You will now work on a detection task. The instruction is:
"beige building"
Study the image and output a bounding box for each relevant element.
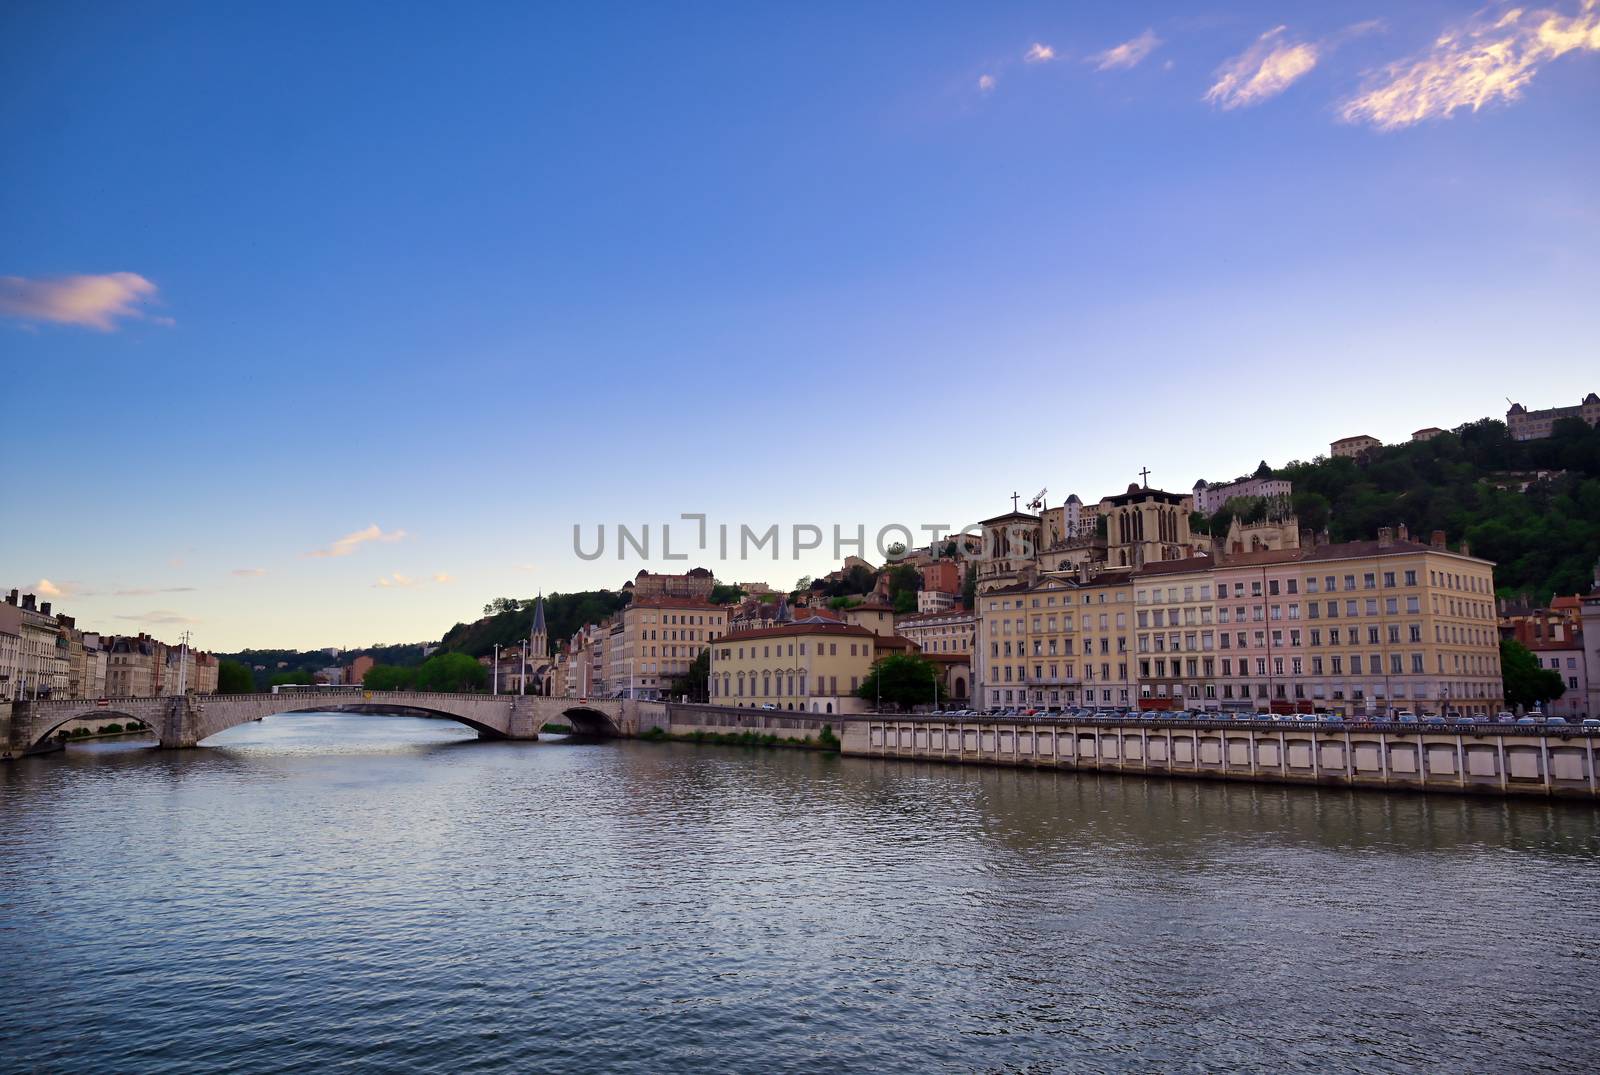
[709,622,878,714]
[895,606,974,658]
[625,567,717,601]
[1,592,70,699]
[976,569,1136,712]
[1207,527,1502,717]
[1134,556,1219,710]
[609,597,726,699]
[105,635,158,697]
[0,602,21,702]
[1412,427,1445,442]
[1331,434,1382,458]
[1506,393,1600,441]
[841,599,896,638]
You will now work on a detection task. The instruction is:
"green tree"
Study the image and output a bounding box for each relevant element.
[363,664,415,691]
[709,583,746,604]
[270,669,314,687]
[1254,459,1273,479]
[857,653,942,711]
[1500,639,1566,711]
[413,652,488,693]
[668,649,710,702]
[217,660,254,694]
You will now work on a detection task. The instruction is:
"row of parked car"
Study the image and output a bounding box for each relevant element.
[920,707,1599,728]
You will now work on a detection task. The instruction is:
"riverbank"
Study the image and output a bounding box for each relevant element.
[839,714,1600,799]
[640,725,839,751]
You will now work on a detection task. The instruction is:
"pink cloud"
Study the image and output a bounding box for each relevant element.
[0,272,163,331]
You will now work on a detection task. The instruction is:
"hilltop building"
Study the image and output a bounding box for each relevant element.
[1506,393,1600,441]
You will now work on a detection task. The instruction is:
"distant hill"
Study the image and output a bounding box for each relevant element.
[1262,416,1600,600]
[437,590,631,658]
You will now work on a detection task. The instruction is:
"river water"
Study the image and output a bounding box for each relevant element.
[2,712,1597,1073]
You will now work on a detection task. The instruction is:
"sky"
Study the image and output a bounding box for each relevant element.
[2,1,1598,651]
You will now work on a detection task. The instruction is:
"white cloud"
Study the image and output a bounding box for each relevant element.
[304,524,408,559]
[1091,29,1162,70]
[231,568,267,577]
[374,571,454,589]
[1025,42,1056,63]
[1340,1,1600,130]
[36,578,64,597]
[977,73,996,92]
[116,610,201,625]
[112,586,197,597]
[0,272,163,330]
[1205,26,1320,109]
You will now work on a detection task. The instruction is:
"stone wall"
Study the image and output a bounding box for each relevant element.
[840,716,1600,799]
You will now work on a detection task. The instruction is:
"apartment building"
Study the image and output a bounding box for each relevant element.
[709,622,878,714]
[975,569,1136,712]
[895,606,974,657]
[608,597,726,699]
[1134,556,1218,710]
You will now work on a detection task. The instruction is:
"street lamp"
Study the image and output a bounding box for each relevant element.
[493,643,501,695]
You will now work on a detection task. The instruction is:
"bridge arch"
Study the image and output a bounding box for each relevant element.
[198,702,513,744]
[553,706,621,736]
[33,708,154,746]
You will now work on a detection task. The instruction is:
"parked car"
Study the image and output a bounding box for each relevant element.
[1496,712,1516,723]
[1516,716,1538,725]
[1422,715,1446,725]
[1398,713,1420,725]
[1582,719,1600,728]
[1546,716,1569,726]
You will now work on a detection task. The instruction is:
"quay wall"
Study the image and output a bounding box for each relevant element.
[838,716,1600,799]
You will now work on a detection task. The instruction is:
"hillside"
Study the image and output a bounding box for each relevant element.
[1260,416,1600,600]
[437,590,631,658]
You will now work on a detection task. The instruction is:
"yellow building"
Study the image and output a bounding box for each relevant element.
[610,597,727,700]
[709,622,878,715]
[975,569,1135,712]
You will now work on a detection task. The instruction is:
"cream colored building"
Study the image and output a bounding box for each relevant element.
[1206,527,1502,717]
[609,597,726,699]
[1331,434,1382,458]
[976,569,1136,712]
[709,622,878,715]
[1506,393,1600,441]
[841,600,896,638]
[895,606,974,658]
[1134,556,1219,710]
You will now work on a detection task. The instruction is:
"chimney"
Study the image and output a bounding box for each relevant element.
[1460,540,1470,557]
[1397,523,1409,543]
[1299,528,1314,550]
[40,601,51,616]
[22,593,36,611]
[1431,530,1446,549]
[1378,527,1394,549]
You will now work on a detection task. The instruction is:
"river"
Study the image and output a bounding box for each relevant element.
[2,712,1597,1073]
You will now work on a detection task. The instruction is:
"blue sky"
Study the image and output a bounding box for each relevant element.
[3,1,1597,650]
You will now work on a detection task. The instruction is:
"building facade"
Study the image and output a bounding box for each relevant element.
[608,597,726,699]
[896,607,973,657]
[1506,393,1600,441]
[709,622,878,714]
[1331,434,1382,458]
[1191,475,1293,516]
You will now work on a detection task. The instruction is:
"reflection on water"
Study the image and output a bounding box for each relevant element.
[1,711,1597,1073]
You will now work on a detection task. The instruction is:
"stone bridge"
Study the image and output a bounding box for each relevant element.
[1,691,666,758]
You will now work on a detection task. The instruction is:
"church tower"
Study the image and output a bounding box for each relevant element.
[529,594,548,664]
